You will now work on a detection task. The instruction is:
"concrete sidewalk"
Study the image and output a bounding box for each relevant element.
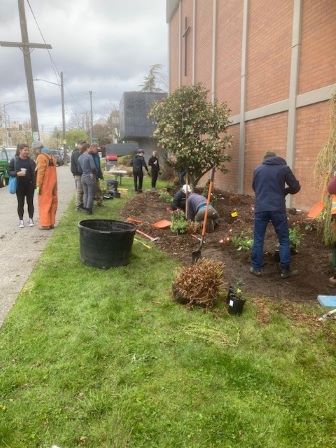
[0,166,74,326]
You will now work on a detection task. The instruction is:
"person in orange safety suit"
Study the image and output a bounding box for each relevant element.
[32,141,58,230]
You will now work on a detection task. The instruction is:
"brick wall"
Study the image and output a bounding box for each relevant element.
[244,113,288,193]
[214,124,240,192]
[195,0,212,92]
[181,0,193,86]
[293,101,331,209]
[299,0,336,94]
[216,0,243,115]
[169,7,179,92]
[246,0,292,110]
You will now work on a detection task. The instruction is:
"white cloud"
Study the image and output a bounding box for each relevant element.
[0,0,167,130]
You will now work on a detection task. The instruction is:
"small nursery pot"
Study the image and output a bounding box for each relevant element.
[226,286,235,304]
[227,295,246,315]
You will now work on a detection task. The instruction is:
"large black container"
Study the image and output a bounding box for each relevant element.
[78,219,136,269]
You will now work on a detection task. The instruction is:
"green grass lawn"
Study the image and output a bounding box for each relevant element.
[1,176,336,448]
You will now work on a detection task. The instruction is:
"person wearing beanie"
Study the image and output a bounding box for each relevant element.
[34,141,58,230]
[172,184,191,212]
[250,151,300,278]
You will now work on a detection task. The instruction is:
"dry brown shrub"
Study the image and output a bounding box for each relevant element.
[172,259,224,307]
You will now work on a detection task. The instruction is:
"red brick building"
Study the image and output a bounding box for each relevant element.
[167,0,336,209]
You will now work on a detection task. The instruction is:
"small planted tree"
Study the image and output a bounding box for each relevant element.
[149,84,232,186]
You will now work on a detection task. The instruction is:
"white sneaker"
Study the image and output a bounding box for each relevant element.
[19,220,24,228]
[28,218,34,227]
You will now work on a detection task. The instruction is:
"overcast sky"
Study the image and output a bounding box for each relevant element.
[0,0,167,133]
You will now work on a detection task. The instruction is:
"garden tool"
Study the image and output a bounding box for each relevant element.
[136,229,159,242]
[318,308,336,322]
[192,168,215,263]
[185,172,189,219]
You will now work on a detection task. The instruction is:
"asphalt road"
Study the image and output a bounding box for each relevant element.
[0,165,74,326]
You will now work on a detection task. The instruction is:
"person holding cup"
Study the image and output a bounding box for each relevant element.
[8,143,36,228]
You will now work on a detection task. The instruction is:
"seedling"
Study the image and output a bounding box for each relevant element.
[231,232,254,251]
[159,191,173,204]
[289,226,303,250]
[170,209,188,234]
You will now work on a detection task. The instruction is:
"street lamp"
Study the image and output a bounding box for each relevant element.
[34,72,67,163]
[2,100,28,146]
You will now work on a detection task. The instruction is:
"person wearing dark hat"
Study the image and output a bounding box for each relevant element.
[250,151,301,279]
[132,149,149,193]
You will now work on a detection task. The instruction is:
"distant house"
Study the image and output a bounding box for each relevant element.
[105,142,139,157]
[119,91,167,155]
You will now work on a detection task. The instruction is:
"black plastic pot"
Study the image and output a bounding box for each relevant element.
[78,219,136,269]
[226,286,235,304]
[227,295,246,315]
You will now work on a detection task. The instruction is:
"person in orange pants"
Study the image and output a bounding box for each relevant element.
[32,141,58,230]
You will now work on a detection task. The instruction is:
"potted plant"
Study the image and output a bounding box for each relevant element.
[227,280,246,315]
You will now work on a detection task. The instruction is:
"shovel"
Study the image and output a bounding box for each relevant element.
[192,168,215,263]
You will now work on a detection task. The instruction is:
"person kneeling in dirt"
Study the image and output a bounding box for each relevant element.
[186,192,219,233]
[172,184,191,212]
[250,151,301,279]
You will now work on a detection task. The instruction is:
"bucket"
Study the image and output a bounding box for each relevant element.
[228,295,246,315]
[78,219,135,269]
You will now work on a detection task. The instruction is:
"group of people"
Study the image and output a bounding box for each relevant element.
[70,141,103,214]
[9,140,58,230]
[171,151,302,279]
[132,149,160,192]
[10,141,336,283]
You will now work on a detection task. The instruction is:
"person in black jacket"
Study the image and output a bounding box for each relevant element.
[148,150,160,190]
[132,149,148,193]
[8,143,36,228]
[250,151,301,279]
[71,141,87,210]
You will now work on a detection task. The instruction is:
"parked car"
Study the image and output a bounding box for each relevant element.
[0,147,16,187]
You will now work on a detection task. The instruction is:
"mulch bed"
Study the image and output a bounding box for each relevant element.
[120,190,335,303]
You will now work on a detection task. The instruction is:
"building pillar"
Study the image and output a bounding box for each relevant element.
[286,0,302,169]
[178,0,182,87]
[286,0,302,206]
[211,0,217,104]
[238,0,249,194]
[192,0,196,85]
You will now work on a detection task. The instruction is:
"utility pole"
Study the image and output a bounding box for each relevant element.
[0,0,52,141]
[89,91,94,144]
[60,72,67,163]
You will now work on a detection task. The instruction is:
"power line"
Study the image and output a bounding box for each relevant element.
[25,0,60,84]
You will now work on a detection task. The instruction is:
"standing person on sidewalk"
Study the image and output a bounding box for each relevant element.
[78,144,97,215]
[70,141,87,211]
[132,149,149,193]
[8,143,36,228]
[33,141,58,230]
[250,151,301,279]
[148,150,160,190]
[91,144,104,206]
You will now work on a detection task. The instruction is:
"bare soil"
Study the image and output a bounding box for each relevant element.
[121,190,334,303]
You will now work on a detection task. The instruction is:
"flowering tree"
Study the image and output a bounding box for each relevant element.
[149,84,232,185]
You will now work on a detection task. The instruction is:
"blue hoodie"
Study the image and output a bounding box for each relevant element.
[252,156,300,213]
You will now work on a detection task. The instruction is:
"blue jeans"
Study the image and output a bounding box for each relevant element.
[251,211,290,270]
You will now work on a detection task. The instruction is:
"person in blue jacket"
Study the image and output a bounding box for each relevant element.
[250,151,301,279]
